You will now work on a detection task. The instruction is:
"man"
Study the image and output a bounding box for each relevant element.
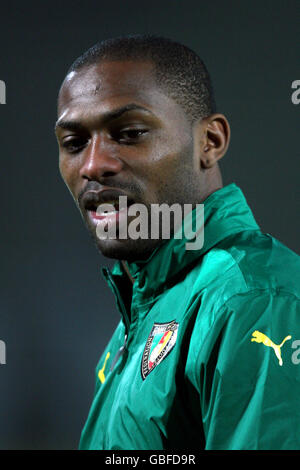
[55,35,300,450]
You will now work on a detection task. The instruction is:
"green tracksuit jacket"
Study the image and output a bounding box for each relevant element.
[79,183,300,450]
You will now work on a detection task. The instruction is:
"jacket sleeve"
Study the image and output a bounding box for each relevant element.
[188,289,300,450]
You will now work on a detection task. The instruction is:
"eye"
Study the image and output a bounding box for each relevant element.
[61,136,88,154]
[115,128,149,144]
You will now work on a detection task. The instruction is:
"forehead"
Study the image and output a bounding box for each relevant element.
[57,60,187,124]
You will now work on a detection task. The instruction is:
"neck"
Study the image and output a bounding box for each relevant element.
[201,163,223,201]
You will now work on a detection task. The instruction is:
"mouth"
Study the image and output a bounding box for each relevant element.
[81,188,135,227]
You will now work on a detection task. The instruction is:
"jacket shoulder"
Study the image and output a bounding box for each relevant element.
[218,229,300,297]
[193,229,300,307]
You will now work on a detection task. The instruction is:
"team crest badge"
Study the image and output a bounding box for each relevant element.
[141,320,179,380]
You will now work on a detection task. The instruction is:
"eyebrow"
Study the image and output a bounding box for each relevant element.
[54,103,155,132]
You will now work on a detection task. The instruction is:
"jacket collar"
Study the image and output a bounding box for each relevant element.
[102,183,260,308]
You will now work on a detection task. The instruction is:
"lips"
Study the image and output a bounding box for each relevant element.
[81,188,135,227]
[82,188,132,209]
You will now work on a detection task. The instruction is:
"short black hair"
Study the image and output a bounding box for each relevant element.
[67,34,216,123]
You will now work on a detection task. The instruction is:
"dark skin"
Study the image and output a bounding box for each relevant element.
[55,60,230,281]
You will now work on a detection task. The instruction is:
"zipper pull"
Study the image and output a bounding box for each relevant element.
[110,334,128,372]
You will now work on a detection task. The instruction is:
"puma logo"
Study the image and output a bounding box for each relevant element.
[98,352,110,383]
[251,330,292,366]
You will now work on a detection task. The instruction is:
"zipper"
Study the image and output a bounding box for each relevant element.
[110,333,128,372]
[102,267,130,332]
[102,267,131,371]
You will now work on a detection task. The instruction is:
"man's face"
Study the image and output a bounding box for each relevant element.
[56,60,202,261]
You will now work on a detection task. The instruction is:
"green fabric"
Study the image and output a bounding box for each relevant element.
[79,183,300,450]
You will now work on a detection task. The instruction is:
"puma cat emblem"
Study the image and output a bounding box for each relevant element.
[251,330,292,366]
[98,352,110,383]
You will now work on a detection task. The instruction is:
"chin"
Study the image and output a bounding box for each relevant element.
[94,237,163,262]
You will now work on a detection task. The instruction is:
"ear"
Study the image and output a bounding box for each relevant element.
[193,114,231,169]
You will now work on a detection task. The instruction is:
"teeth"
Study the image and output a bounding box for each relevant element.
[96,200,119,214]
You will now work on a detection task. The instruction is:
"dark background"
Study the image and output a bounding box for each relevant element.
[0,0,299,449]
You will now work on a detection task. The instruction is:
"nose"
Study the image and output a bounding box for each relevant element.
[79,134,124,180]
